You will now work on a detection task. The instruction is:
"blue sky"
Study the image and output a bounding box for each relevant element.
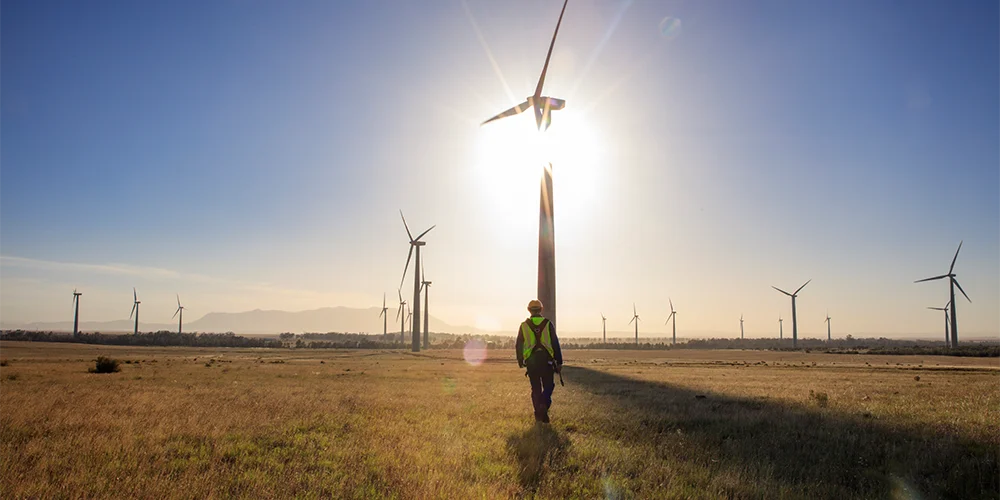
[2,0,997,338]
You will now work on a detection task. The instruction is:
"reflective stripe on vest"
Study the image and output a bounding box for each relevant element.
[521,318,554,361]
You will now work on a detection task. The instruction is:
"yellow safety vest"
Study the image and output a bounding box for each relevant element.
[521,317,554,361]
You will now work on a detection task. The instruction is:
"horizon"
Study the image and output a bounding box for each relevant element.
[2,1,998,339]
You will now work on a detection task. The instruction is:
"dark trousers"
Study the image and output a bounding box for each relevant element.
[527,361,555,421]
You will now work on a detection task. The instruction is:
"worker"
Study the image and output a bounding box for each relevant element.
[516,299,563,423]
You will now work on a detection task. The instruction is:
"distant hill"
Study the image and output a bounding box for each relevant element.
[1,306,477,335]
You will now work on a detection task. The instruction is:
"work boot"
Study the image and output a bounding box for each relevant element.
[541,411,550,424]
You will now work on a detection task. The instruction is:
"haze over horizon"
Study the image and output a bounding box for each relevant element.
[2,1,998,339]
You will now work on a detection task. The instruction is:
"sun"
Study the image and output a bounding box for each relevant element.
[473,107,605,235]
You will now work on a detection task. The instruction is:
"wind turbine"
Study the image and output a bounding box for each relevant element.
[928,301,951,348]
[772,280,810,348]
[173,294,184,334]
[405,310,413,336]
[915,241,971,347]
[72,289,82,337]
[740,314,744,340]
[601,313,607,343]
[378,293,389,338]
[778,315,783,340]
[421,261,432,349]
[629,303,640,345]
[825,312,831,342]
[129,288,141,335]
[481,0,571,332]
[399,211,435,352]
[664,299,677,345]
[396,289,407,344]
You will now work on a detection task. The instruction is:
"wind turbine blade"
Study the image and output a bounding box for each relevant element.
[633,303,636,316]
[399,210,414,241]
[628,316,635,325]
[953,279,971,303]
[415,225,436,241]
[533,0,570,99]
[396,307,402,321]
[772,286,792,297]
[795,279,812,295]
[949,241,963,274]
[130,303,136,319]
[400,245,414,289]
[133,287,137,302]
[914,274,949,283]
[383,293,386,309]
[669,298,674,312]
[481,100,532,125]
[379,308,385,318]
[177,294,181,308]
[172,308,180,319]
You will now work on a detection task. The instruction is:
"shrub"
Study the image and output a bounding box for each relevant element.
[90,356,121,374]
[809,390,830,407]
[0,359,8,367]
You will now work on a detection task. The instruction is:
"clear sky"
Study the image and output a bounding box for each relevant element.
[2,0,997,338]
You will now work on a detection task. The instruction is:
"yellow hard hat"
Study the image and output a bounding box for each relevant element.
[527,299,543,312]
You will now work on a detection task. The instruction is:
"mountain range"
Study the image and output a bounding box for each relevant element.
[1,306,477,336]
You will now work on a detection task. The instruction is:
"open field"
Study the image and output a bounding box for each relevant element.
[2,341,998,498]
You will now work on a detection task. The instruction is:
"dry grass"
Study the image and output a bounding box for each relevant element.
[1,341,997,498]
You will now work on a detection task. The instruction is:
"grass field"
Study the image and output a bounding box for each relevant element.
[2,340,997,498]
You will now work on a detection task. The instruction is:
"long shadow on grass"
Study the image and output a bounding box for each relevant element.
[507,424,571,492]
[564,366,998,499]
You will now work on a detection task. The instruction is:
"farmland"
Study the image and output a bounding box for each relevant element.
[1,341,997,498]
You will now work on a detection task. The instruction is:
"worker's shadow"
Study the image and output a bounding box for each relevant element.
[507,423,571,492]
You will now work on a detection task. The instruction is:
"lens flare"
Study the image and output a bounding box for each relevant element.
[659,17,682,40]
[463,338,488,366]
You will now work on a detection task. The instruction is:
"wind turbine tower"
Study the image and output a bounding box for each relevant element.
[481,0,570,333]
[72,289,82,337]
[779,315,783,340]
[629,304,640,345]
[928,301,951,348]
[665,299,677,345]
[601,313,606,343]
[173,295,185,334]
[772,280,810,348]
[396,290,407,344]
[825,312,831,342]
[421,262,432,349]
[379,293,389,338]
[915,242,971,347]
[129,288,141,335]
[740,314,744,340]
[399,211,435,352]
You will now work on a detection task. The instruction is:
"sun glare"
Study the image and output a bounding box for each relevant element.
[473,108,605,235]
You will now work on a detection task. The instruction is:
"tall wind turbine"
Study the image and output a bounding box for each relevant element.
[481,0,571,332]
[173,294,184,334]
[399,211,435,352]
[740,314,744,340]
[915,241,971,347]
[421,261,432,349]
[396,289,407,344]
[928,301,951,348]
[601,313,607,343]
[772,280,810,348]
[825,312,831,342]
[72,289,82,337]
[664,299,677,345]
[378,293,389,338]
[629,303,640,345]
[778,315,783,340]
[129,288,141,335]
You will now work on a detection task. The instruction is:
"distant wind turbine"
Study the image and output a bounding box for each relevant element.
[421,261,432,349]
[664,299,677,345]
[772,280,811,348]
[778,315,783,340]
[825,311,831,342]
[928,301,951,348]
[740,314,744,340]
[379,293,389,338]
[129,288,141,335]
[601,313,607,343]
[915,241,971,347]
[480,0,571,333]
[396,289,407,344]
[173,294,184,334]
[72,289,82,337]
[399,211,435,352]
[629,303,640,345]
